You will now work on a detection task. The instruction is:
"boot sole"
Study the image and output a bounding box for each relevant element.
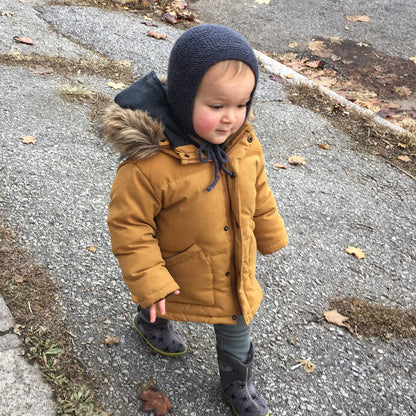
[132,317,187,357]
[221,389,270,416]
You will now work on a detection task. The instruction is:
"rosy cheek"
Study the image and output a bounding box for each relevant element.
[193,112,218,138]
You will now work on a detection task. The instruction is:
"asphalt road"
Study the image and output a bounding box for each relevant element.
[1,1,415,415]
[189,0,416,60]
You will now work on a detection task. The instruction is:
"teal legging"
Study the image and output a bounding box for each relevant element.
[214,315,252,364]
[139,306,251,364]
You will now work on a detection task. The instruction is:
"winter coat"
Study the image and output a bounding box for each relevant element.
[102,75,288,326]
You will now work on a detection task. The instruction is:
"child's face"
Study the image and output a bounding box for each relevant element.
[192,63,255,144]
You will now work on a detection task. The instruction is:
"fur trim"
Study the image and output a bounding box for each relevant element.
[100,104,165,160]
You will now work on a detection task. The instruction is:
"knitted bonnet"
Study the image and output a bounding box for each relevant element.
[167,24,259,136]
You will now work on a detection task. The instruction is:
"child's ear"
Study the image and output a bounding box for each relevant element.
[247,108,255,121]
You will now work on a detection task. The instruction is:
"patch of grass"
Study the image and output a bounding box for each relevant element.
[286,83,416,179]
[60,81,96,102]
[0,52,137,85]
[331,297,416,342]
[0,221,109,416]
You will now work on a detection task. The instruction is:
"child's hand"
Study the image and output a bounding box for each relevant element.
[149,290,180,323]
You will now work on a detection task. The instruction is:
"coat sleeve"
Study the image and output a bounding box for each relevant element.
[107,161,180,307]
[253,142,289,255]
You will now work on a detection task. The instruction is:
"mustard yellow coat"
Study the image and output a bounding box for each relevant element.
[103,105,288,325]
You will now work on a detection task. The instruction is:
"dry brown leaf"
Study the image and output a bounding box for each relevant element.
[140,386,173,416]
[330,36,342,44]
[318,143,330,150]
[410,56,416,64]
[13,324,25,335]
[273,162,288,169]
[28,65,54,75]
[394,86,412,97]
[397,155,411,163]
[398,142,408,148]
[86,245,98,253]
[345,245,366,259]
[298,359,316,373]
[347,15,371,22]
[308,40,326,53]
[21,135,36,144]
[14,275,24,283]
[104,336,120,347]
[289,42,298,48]
[288,155,307,165]
[324,309,349,327]
[13,36,33,45]
[1,11,14,16]
[284,73,294,79]
[172,0,187,8]
[305,60,323,68]
[147,30,167,40]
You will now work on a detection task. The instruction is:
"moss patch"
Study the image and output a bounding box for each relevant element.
[0,221,109,415]
[331,297,416,342]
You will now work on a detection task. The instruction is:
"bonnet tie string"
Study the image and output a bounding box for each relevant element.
[198,142,234,191]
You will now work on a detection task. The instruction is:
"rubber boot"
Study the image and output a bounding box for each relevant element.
[217,343,269,416]
[133,305,187,356]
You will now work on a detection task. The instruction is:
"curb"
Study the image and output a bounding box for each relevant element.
[254,50,410,136]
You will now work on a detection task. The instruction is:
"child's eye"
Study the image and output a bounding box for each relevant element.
[238,102,249,108]
[209,105,223,110]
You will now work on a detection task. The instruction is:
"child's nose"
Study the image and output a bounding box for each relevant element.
[222,108,237,123]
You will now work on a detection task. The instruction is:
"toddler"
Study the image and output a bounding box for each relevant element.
[102,24,288,416]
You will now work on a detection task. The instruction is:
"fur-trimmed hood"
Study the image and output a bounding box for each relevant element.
[101,104,165,161]
[101,71,199,161]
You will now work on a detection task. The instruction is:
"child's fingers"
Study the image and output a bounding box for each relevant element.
[149,304,157,323]
[158,298,166,315]
[173,290,180,295]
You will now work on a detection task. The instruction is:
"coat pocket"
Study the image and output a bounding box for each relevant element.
[165,244,214,306]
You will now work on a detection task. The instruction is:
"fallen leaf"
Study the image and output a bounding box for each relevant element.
[13,276,24,283]
[398,142,408,149]
[298,359,316,373]
[21,135,36,144]
[330,36,342,44]
[269,74,287,84]
[288,155,307,165]
[345,245,366,259]
[324,309,349,327]
[308,40,326,53]
[104,336,120,347]
[394,86,412,97]
[13,36,33,45]
[28,65,54,75]
[1,10,14,16]
[284,73,294,79]
[147,30,167,40]
[86,245,98,253]
[172,0,187,9]
[305,60,323,69]
[106,81,125,90]
[163,13,178,24]
[13,324,25,335]
[318,143,330,150]
[273,162,288,169]
[347,15,371,22]
[255,0,270,3]
[142,21,159,27]
[410,56,416,64]
[397,155,411,163]
[289,42,298,48]
[140,386,173,416]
